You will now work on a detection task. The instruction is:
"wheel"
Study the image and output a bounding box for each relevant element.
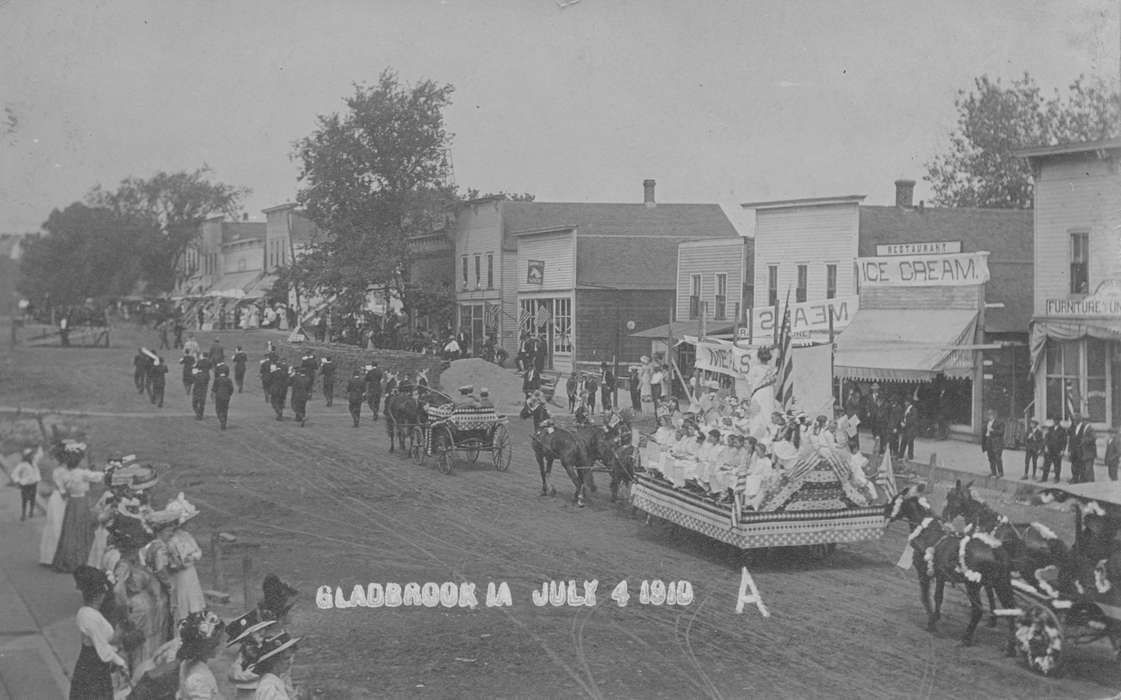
[1015,603,1063,676]
[408,427,426,465]
[492,424,511,472]
[433,427,454,475]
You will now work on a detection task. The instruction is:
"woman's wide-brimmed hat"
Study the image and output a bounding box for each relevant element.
[177,611,225,660]
[249,631,301,672]
[144,509,180,531]
[128,465,159,492]
[163,492,200,525]
[225,609,276,647]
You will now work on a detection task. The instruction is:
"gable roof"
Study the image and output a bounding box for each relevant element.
[502,202,737,239]
[500,202,738,290]
[220,222,266,245]
[859,206,1033,333]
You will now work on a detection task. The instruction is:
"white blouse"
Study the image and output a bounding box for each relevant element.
[76,606,125,667]
[61,468,103,498]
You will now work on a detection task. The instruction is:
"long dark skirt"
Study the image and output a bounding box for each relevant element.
[53,495,95,573]
[70,644,113,699]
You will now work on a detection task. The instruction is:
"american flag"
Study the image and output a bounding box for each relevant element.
[518,308,534,329]
[774,291,794,409]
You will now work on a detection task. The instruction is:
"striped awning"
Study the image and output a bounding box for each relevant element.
[834,309,979,382]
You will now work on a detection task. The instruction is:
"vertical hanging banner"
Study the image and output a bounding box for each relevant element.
[856,252,990,287]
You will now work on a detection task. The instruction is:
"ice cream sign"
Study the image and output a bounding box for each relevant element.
[857,251,990,287]
[1044,280,1121,316]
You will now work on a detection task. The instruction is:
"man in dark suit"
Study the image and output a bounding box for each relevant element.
[886,398,904,458]
[212,363,235,430]
[1023,419,1044,480]
[1068,413,1084,483]
[898,398,918,460]
[1072,414,1097,483]
[864,384,889,455]
[1041,419,1067,483]
[364,363,383,421]
[981,409,1005,477]
[346,369,366,428]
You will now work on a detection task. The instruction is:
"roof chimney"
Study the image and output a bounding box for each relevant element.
[894,179,915,208]
[643,179,656,207]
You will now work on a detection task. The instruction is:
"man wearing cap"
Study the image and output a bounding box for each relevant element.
[1105,426,1120,481]
[133,348,151,394]
[364,363,383,421]
[1041,418,1067,483]
[346,368,366,428]
[232,345,249,393]
[147,355,168,408]
[191,354,213,420]
[259,352,274,404]
[269,359,290,420]
[208,337,225,365]
[319,356,336,407]
[1023,418,1044,480]
[289,367,312,427]
[212,363,235,430]
[478,388,494,409]
[600,362,615,412]
[457,385,480,408]
[180,349,196,397]
[981,409,1005,478]
[1071,413,1097,483]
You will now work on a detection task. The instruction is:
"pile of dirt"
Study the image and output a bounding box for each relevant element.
[273,341,445,387]
[437,358,533,409]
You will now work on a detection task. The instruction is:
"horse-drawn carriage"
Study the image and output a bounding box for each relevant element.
[1005,482,1121,676]
[629,444,889,561]
[406,402,512,475]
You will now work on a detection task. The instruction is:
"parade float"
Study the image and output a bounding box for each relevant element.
[629,332,891,560]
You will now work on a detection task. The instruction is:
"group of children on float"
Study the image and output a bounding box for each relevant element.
[641,379,879,511]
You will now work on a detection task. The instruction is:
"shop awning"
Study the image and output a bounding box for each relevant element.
[203,270,262,299]
[631,320,736,339]
[834,309,978,382]
[1029,317,1121,376]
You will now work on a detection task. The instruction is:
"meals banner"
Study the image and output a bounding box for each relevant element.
[691,337,832,415]
[857,251,990,287]
[740,295,858,341]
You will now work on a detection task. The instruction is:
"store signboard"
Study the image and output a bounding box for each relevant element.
[1042,280,1121,316]
[737,295,858,340]
[875,241,961,256]
[857,251,990,287]
[526,260,544,285]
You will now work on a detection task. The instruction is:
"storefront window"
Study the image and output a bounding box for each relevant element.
[1044,338,1114,423]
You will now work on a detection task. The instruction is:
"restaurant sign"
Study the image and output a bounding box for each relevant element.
[1043,280,1121,316]
[875,241,961,256]
[737,295,858,341]
[857,251,990,287]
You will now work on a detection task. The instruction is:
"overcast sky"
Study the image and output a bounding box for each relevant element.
[1,0,1118,234]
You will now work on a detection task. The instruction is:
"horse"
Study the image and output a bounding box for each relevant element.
[886,486,1018,650]
[573,425,637,504]
[942,481,1075,621]
[383,383,448,453]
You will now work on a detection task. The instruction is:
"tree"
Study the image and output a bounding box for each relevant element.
[88,167,249,292]
[19,203,147,304]
[465,188,535,202]
[925,74,1120,208]
[291,70,458,318]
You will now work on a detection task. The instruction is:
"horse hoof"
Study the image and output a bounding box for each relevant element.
[577,502,586,509]
[987,618,998,629]
[549,487,556,496]
[539,490,549,497]
[959,638,975,648]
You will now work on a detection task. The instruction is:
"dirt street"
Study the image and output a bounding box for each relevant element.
[3,329,1119,699]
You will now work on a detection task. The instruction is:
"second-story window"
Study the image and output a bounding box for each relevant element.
[689,274,701,319]
[767,265,778,307]
[474,254,481,288]
[1070,231,1089,295]
[715,273,728,320]
[461,256,468,287]
[826,264,837,299]
[487,254,494,289]
[796,264,807,303]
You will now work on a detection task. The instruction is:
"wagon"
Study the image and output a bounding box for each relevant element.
[409,403,512,475]
[999,482,1121,676]
[628,442,888,561]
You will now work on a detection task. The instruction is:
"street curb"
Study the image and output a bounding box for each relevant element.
[895,454,1048,502]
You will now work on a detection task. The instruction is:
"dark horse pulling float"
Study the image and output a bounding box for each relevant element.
[630,442,888,561]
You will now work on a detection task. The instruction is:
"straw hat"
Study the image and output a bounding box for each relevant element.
[164,492,200,525]
[177,611,225,660]
[225,609,276,647]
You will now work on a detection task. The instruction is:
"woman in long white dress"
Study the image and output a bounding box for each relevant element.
[39,452,67,565]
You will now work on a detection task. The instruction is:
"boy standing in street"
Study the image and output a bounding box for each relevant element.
[1105,426,1120,481]
[1023,419,1044,480]
[212,363,235,430]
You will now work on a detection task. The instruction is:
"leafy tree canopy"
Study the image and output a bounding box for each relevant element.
[925,74,1120,209]
[19,203,147,304]
[88,167,249,291]
[292,70,460,317]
